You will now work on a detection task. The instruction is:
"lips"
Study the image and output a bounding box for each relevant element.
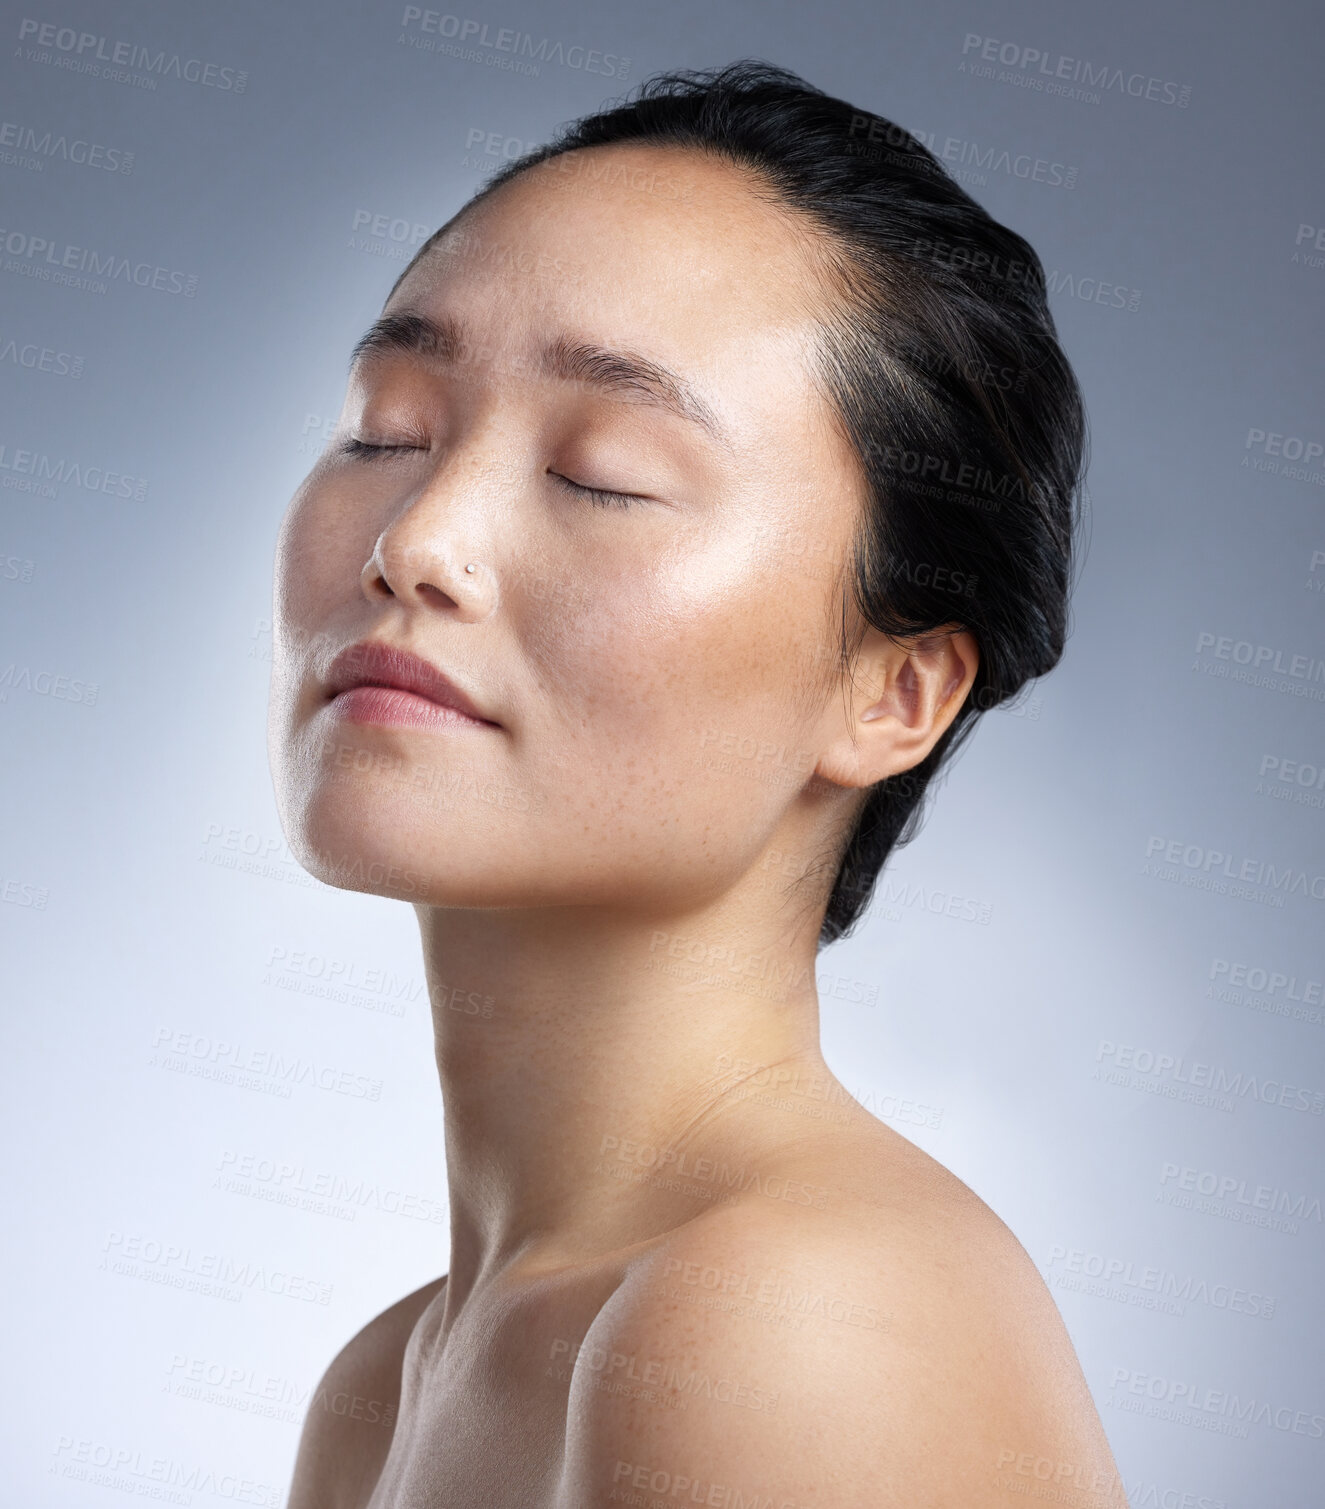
[324,641,498,725]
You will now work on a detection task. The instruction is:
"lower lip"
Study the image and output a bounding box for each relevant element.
[327,685,495,730]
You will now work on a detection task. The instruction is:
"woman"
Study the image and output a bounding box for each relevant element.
[272,60,1125,1509]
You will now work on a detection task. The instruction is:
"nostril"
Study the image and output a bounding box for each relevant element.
[360,561,394,598]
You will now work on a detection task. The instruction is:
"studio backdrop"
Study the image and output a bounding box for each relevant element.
[1,1,1322,1505]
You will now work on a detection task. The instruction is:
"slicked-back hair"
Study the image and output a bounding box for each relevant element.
[389,60,1087,949]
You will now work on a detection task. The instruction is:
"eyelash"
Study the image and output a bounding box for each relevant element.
[338,437,420,459]
[339,440,642,511]
[548,472,641,511]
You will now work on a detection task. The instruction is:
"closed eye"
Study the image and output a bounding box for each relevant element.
[549,471,646,510]
[335,443,646,511]
[338,437,426,459]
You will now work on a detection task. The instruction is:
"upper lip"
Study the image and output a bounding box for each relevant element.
[325,640,498,725]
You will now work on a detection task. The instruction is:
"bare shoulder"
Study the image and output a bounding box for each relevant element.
[555,1128,1126,1509]
[286,1274,447,1509]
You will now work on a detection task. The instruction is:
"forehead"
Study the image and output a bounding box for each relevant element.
[384,143,840,438]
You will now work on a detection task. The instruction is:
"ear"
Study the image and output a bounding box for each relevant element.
[814,624,980,790]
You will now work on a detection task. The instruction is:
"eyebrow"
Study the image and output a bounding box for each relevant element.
[348,309,733,451]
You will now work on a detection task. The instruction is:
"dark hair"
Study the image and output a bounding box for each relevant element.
[392,60,1086,949]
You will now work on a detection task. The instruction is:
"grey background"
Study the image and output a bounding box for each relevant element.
[2,0,1322,1504]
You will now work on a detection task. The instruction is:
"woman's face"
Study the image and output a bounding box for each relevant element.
[268,142,873,915]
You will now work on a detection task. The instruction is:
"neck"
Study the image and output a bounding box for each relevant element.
[416,891,834,1309]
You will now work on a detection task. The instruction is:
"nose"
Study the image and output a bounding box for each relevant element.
[360,468,498,620]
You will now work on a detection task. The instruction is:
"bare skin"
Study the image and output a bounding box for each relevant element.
[271,142,1126,1508]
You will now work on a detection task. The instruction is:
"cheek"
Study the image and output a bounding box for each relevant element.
[526,545,829,817]
[269,484,370,771]
[275,482,373,641]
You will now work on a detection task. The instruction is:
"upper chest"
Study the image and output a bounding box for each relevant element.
[362,1265,629,1509]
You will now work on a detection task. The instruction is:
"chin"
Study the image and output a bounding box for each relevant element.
[285,779,433,898]
[287,772,532,906]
